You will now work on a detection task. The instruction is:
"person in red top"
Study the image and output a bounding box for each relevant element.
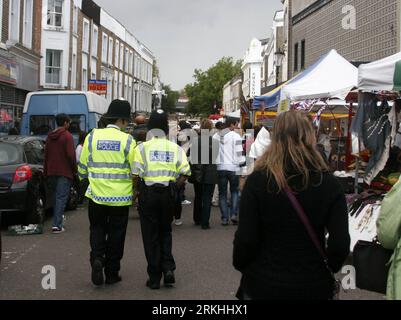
[44,114,77,234]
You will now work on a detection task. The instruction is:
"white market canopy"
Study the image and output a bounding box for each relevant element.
[358,51,401,92]
[280,49,358,102]
[227,109,240,119]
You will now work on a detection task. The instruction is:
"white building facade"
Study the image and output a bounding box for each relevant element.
[242,38,263,101]
[39,0,155,113]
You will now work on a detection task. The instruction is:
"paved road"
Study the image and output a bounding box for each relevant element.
[0,185,385,300]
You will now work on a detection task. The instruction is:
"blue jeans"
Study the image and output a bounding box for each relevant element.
[48,176,72,229]
[218,171,239,223]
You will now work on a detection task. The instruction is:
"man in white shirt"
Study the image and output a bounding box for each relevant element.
[216,117,246,225]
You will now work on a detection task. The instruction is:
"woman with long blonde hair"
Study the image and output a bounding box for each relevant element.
[233,111,350,300]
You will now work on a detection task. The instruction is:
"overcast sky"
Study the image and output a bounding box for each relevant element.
[94,0,283,91]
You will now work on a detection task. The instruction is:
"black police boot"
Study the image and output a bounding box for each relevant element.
[105,273,122,285]
[146,279,161,290]
[163,270,175,287]
[91,258,104,286]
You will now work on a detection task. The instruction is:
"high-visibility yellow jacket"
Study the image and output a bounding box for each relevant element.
[132,137,191,186]
[78,125,136,206]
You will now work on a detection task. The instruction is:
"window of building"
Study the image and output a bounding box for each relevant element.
[124,78,128,100]
[108,37,113,65]
[46,49,62,84]
[125,48,129,73]
[119,43,124,70]
[82,68,88,91]
[83,19,90,53]
[23,0,33,48]
[9,0,20,42]
[92,25,98,57]
[71,53,77,89]
[129,51,133,74]
[73,5,78,34]
[294,42,299,72]
[47,0,63,27]
[113,71,118,99]
[115,40,120,68]
[118,73,123,97]
[301,40,306,70]
[102,33,108,63]
[91,57,97,80]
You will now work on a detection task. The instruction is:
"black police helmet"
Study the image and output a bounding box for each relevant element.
[148,109,169,135]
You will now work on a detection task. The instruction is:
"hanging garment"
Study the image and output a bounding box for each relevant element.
[351,93,397,184]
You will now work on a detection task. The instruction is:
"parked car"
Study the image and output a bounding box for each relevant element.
[0,136,79,227]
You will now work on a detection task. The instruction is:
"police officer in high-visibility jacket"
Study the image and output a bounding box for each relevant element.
[78,99,136,286]
[133,109,191,290]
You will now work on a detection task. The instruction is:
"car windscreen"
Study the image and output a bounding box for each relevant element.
[30,116,55,135]
[0,142,23,166]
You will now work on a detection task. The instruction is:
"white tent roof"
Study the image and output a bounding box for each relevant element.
[227,109,240,119]
[358,52,401,92]
[280,49,358,101]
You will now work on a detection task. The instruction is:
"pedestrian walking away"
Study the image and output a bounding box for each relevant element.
[216,117,246,226]
[44,113,77,234]
[233,111,350,300]
[133,109,191,290]
[189,119,219,229]
[78,99,136,287]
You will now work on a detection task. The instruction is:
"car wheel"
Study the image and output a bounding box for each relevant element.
[26,193,45,225]
[66,183,78,211]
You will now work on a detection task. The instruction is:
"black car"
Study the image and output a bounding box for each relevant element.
[0,136,79,227]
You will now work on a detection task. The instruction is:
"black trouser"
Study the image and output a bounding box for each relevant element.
[88,200,129,277]
[193,182,202,225]
[193,183,215,227]
[174,185,183,220]
[138,183,176,283]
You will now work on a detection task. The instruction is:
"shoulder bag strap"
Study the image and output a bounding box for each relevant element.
[285,188,334,276]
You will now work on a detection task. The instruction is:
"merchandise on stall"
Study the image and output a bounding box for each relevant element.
[344,52,401,254]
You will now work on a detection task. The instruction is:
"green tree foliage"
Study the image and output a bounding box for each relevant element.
[185,57,242,116]
[161,84,180,113]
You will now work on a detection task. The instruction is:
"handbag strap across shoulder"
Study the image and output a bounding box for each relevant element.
[285,188,331,268]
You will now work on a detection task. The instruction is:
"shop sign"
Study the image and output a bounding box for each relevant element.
[88,80,107,95]
[251,72,256,98]
[278,99,290,114]
[0,56,17,85]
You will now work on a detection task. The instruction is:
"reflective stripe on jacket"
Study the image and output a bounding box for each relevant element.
[132,137,191,186]
[78,127,136,206]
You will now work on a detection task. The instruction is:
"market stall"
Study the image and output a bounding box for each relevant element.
[252,50,359,172]
[347,52,401,251]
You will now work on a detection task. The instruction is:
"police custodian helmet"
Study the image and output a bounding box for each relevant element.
[103,99,131,121]
[148,109,169,135]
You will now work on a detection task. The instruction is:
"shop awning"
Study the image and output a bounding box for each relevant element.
[252,82,287,109]
[358,52,401,92]
[281,49,358,101]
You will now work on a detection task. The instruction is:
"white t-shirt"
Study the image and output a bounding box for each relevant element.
[216,130,246,172]
[76,144,83,163]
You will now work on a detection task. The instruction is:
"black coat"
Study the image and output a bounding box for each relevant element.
[188,134,219,185]
[233,170,350,300]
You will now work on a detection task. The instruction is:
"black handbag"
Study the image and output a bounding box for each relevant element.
[353,239,393,294]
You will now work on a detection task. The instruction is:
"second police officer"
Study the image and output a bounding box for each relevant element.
[133,109,191,290]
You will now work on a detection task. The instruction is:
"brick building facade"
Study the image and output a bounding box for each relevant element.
[287,0,401,78]
[0,0,42,135]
